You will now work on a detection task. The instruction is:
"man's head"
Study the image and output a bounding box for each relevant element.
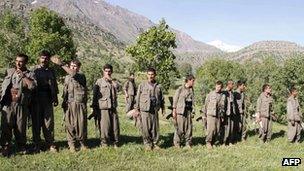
[215,80,223,92]
[39,50,51,67]
[15,53,29,70]
[289,87,298,97]
[146,67,156,82]
[185,74,195,88]
[226,80,234,91]
[69,59,81,72]
[129,72,135,81]
[262,84,272,94]
[103,64,113,78]
[237,80,246,92]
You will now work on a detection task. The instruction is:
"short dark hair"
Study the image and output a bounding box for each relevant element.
[70,59,81,67]
[103,64,113,71]
[216,80,223,86]
[262,84,271,92]
[185,74,195,82]
[129,72,135,76]
[16,53,29,63]
[147,67,156,74]
[237,80,246,87]
[289,86,297,93]
[39,50,51,58]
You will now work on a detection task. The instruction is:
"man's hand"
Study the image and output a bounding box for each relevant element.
[291,120,295,126]
[134,109,140,118]
[255,113,261,123]
[50,55,63,65]
[124,94,129,102]
[172,109,177,120]
[161,108,165,116]
[16,69,25,78]
[53,98,59,107]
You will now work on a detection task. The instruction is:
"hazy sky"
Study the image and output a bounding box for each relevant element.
[106,0,304,46]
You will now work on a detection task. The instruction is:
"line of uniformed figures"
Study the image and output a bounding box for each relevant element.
[0,52,302,156]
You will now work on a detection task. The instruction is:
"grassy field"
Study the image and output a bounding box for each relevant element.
[0,90,303,170]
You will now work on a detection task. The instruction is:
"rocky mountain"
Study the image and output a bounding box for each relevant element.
[0,0,128,61]
[228,40,304,62]
[27,0,222,64]
[1,0,303,67]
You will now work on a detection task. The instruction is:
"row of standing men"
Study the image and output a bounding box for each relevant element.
[0,51,167,155]
[0,51,302,156]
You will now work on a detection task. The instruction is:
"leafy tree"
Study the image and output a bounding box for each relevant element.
[126,19,178,91]
[0,11,27,68]
[195,55,304,123]
[196,58,246,94]
[242,57,281,118]
[27,7,76,63]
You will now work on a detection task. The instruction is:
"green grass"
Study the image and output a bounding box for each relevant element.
[0,91,303,170]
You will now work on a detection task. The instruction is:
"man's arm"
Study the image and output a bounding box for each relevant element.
[236,93,244,114]
[159,87,165,115]
[123,81,129,99]
[134,84,142,110]
[172,87,181,119]
[50,55,77,76]
[287,99,295,122]
[203,94,209,118]
[51,69,59,106]
[256,96,262,121]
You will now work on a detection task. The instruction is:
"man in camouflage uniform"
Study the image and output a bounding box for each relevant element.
[31,50,58,152]
[92,64,120,148]
[234,80,247,141]
[221,80,236,145]
[172,75,195,148]
[123,73,136,114]
[256,84,274,143]
[203,81,224,149]
[135,68,165,151]
[52,57,88,152]
[0,54,36,156]
[286,87,302,143]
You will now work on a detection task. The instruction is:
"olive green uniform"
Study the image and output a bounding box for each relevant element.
[172,85,194,146]
[203,90,224,145]
[256,93,274,142]
[286,96,302,142]
[234,89,247,141]
[63,72,87,147]
[123,79,136,113]
[135,81,164,148]
[32,65,58,147]
[92,78,119,146]
[0,68,36,148]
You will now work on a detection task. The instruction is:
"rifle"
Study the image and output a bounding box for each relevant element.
[271,113,278,121]
[165,96,177,128]
[88,107,100,138]
[165,96,173,119]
